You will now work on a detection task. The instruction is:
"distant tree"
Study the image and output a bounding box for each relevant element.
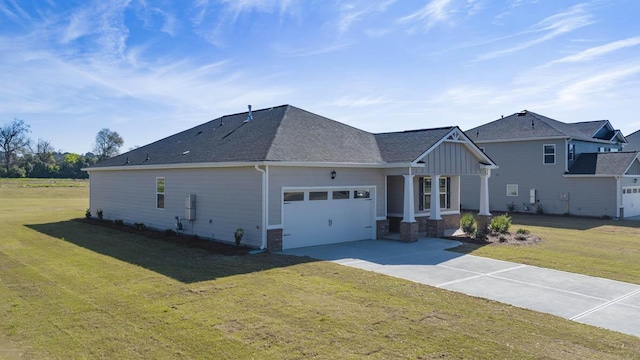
[34,139,55,164]
[0,119,31,174]
[93,128,124,161]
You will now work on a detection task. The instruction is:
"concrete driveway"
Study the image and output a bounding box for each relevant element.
[282,238,640,338]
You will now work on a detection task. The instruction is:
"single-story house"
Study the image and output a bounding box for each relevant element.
[460,110,640,218]
[85,105,497,250]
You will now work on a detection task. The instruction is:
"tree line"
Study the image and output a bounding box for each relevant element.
[0,119,124,179]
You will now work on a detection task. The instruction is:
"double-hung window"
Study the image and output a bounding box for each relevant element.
[543,144,556,164]
[421,177,450,210]
[567,143,575,162]
[156,177,165,209]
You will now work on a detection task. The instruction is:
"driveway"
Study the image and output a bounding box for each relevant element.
[281,238,640,338]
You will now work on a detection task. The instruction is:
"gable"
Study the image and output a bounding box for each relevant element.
[627,158,640,175]
[419,141,486,175]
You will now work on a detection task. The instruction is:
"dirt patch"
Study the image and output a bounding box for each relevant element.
[0,336,24,360]
[78,218,252,256]
[447,231,542,247]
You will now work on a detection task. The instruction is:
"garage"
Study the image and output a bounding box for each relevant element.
[282,187,375,249]
[623,186,640,218]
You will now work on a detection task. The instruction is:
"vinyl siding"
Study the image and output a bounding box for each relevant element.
[628,159,640,175]
[419,142,483,175]
[89,167,263,247]
[461,139,618,217]
[267,166,385,226]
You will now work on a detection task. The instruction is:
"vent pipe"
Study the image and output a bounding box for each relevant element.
[245,105,253,123]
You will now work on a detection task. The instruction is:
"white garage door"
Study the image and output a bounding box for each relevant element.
[623,186,640,218]
[282,188,375,249]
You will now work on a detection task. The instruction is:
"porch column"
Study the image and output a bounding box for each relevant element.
[478,168,491,216]
[402,174,415,222]
[429,175,442,220]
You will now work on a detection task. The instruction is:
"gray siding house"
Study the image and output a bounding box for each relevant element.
[86,105,496,250]
[460,110,640,218]
[627,130,640,152]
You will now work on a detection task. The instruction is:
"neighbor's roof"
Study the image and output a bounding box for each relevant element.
[466,110,624,143]
[89,105,474,168]
[626,129,640,151]
[566,151,640,175]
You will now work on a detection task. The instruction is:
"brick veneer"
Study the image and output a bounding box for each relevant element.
[399,222,419,242]
[376,219,389,239]
[267,228,283,251]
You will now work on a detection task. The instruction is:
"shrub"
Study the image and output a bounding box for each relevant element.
[234,228,244,246]
[516,228,530,235]
[475,229,487,241]
[515,234,527,241]
[489,214,511,234]
[134,222,146,231]
[97,209,104,221]
[460,213,476,236]
[85,209,91,219]
[535,203,544,214]
[507,203,515,212]
[114,219,124,226]
[164,229,176,236]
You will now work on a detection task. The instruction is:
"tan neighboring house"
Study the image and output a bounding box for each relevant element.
[85,105,496,250]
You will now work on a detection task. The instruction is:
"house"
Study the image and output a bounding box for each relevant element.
[460,110,640,218]
[626,130,640,151]
[85,105,496,250]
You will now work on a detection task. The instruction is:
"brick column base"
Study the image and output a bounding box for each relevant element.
[426,219,445,238]
[376,220,389,239]
[399,222,419,242]
[267,229,283,251]
[476,215,492,233]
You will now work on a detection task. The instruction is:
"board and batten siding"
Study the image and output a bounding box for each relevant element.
[89,167,263,247]
[267,166,385,226]
[460,139,620,217]
[419,142,484,175]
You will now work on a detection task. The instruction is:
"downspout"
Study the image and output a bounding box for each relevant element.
[254,165,267,250]
[616,176,622,219]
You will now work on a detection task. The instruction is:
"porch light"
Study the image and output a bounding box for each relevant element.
[331,170,336,180]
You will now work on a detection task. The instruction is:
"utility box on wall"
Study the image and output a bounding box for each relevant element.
[529,189,536,204]
[185,194,196,220]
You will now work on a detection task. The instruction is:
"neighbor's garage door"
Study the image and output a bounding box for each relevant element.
[282,188,375,249]
[623,186,640,218]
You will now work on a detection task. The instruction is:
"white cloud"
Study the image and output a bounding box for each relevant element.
[551,36,640,64]
[398,0,454,32]
[335,0,396,34]
[556,64,640,103]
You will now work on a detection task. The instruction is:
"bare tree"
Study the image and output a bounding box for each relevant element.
[0,119,31,173]
[34,139,55,164]
[93,128,124,161]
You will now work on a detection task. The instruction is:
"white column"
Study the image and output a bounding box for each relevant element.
[402,174,415,222]
[479,168,491,216]
[429,175,442,220]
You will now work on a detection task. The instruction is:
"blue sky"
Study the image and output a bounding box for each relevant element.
[1,0,639,154]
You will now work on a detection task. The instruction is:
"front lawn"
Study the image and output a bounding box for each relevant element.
[451,213,640,284]
[1,187,639,358]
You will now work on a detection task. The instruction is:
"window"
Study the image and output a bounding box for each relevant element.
[422,177,450,210]
[332,190,349,200]
[568,143,575,162]
[543,144,556,164]
[354,190,370,199]
[506,184,518,197]
[284,192,304,202]
[309,191,328,200]
[156,177,165,209]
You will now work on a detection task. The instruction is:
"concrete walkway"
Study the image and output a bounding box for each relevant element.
[282,238,640,338]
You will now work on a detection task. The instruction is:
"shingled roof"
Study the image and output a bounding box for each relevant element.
[466,110,623,143]
[626,129,640,151]
[90,105,467,168]
[566,152,640,175]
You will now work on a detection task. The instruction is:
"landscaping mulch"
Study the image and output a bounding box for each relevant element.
[78,218,252,255]
[447,231,542,247]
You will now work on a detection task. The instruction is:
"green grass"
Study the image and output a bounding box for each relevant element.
[451,214,640,284]
[1,188,640,359]
[0,178,89,188]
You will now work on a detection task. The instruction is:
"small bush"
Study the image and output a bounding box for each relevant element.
[475,229,488,241]
[164,229,176,236]
[489,214,511,234]
[234,228,244,246]
[515,234,527,241]
[85,209,91,219]
[134,222,146,231]
[114,219,124,226]
[97,209,104,221]
[507,203,515,212]
[460,213,476,236]
[516,228,530,235]
[536,203,544,214]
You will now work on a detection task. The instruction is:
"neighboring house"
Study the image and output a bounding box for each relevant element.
[461,110,640,218]
[626,130,640,151]
[85,105,496,250]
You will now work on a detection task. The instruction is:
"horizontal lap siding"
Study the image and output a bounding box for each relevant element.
[268,167,385,226]
[460,139,619,217]
[89,167,262,247]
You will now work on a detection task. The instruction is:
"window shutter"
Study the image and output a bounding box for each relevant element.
[418,177,424,210]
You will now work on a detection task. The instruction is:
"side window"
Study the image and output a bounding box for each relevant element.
[567,143,575,162]
[543,144,556,164]
[506,184,518,197]
[156,177,165,209]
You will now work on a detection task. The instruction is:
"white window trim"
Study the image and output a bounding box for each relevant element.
[422,176,451,210]
[506,184,518,197]
[543,144,556,165]
[156,177,165,210]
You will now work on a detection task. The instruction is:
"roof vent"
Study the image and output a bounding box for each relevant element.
[145,154,150,161]
[245,105,253,123]
[517,110,527,116]
[182,150,190,155]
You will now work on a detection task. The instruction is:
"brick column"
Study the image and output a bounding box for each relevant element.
[376,219,389,239]
[426,219,445,238]
[476,215,492,233]
[399,222,419,242]
[267,229,283,251]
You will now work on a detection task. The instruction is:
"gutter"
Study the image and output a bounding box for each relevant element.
[254,165,267,250]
